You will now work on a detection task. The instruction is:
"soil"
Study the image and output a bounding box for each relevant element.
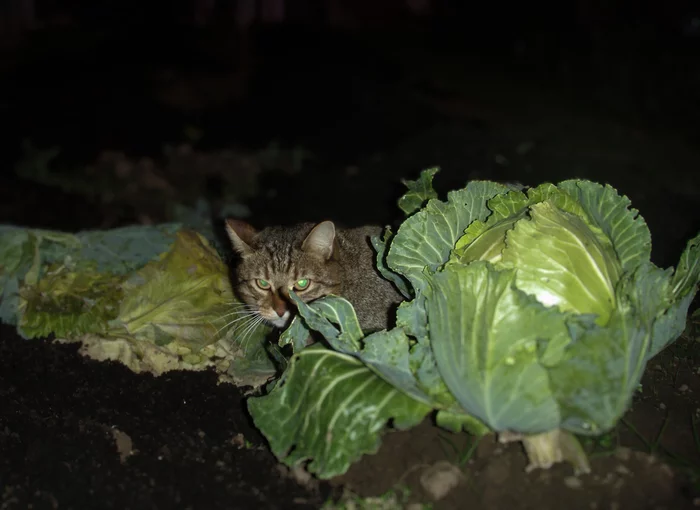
[0,327,333,509]
[2,13,700,510]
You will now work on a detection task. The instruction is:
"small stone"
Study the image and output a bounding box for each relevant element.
[564,476,583,489]
[420,461,465,501]
[615,447,632,461]
[615,464,632,476]
[679,384,689,392]
[111,428,133,463]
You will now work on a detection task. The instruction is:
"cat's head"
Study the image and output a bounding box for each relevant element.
[225,219,341,328]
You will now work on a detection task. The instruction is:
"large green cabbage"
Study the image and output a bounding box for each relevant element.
[249,170,700,478]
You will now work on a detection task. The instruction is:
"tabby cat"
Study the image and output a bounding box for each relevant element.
[225,219,403,332]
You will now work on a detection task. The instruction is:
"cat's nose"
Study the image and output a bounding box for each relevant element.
[271,292,288,318]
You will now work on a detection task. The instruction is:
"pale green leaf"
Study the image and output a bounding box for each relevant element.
[114,230,269,352]
[501,201,621,325]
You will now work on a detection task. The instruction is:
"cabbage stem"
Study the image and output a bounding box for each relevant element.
[499,429,591,475]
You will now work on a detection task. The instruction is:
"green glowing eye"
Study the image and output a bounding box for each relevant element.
[295,279,310,290]
[256,279,271,290]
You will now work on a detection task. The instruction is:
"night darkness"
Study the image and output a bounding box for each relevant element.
[1,1,700,509]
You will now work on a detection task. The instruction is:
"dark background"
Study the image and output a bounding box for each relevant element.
[1,0,699,263]
[1,1,700,509]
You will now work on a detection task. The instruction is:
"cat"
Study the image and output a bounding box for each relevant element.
[224,219,404,333]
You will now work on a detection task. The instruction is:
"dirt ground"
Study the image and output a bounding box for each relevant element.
[1,17,700,510]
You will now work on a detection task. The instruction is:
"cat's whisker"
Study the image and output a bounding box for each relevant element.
[224,302,257,308]
[215,311,260,337]
[240,314,266,355]
[234,315,264,353]
[217,308,260,321]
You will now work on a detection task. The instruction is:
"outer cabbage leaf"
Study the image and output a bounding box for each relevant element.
[289,293,364,352]
[648,292,695,359]
[630,233,700,358]
[289,293,433,401]
[247,345,431,479]
[386,180,509,292]
[397,167,439,216]
[289,293,472,413]
[0,224,181,327]
[557,180,651,271]
[0,223,277,387]
[425,261,567,434]
[73,224,182,273]
[102,229,275,384]
[370,229,412,299]
[395,297,429,342]
[671,233,700,300]
[359,328,436,406]
[279,314,310,352]
[394,296,461,409]
[112,230,268,351]
[548,313,650,436]
[18,264,123,339]
[0,227,38,324]
[547,244,699,436]
[435,410,490,435]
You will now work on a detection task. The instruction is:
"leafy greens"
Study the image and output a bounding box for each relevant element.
[248,170,700,478]
[0,223,275,387]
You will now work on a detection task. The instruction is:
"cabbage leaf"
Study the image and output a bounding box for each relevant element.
[248,345,432,479]
[0,223,275,387]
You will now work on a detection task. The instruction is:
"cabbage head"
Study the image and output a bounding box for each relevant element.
[248,169,700,477]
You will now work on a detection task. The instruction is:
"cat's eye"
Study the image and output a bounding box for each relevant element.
[294,278,310,291]
[255,279,271,290]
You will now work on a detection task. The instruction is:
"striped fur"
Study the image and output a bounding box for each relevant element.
[226,221,403,331]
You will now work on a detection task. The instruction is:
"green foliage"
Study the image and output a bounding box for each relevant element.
[397,166,439,215]
[249,168,700,479]
[0,223,274,386]
[248,346,431,479]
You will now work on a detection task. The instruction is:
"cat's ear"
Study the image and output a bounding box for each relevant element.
[302,221,336,260]
[225,219,257,257]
